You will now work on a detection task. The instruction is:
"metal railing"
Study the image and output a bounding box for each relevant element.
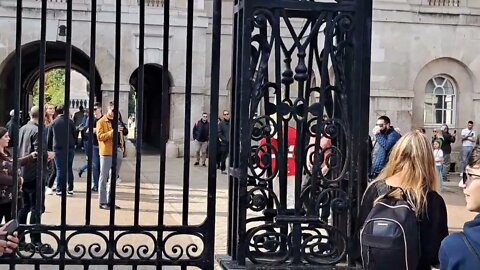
[428,0,460,6]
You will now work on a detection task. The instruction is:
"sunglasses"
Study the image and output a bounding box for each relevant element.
[224,113,229,116]
[462,172,480,185]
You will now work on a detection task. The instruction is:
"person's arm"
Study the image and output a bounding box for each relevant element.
[422,192,449,268]
[218,123,227,142]
[375,131,399,152]
[47,123,53,151]
[18,154,35,166]
[192,122,198,140]
[121,121,128,136]
[97,119,113,142]
[468,132,477,143]
[461,129,470,141]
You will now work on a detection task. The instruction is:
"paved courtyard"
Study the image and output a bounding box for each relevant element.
[11,151,477,269]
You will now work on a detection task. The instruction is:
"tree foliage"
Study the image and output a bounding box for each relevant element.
[33,69,65,106]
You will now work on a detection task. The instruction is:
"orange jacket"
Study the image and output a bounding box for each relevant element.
[96,115,127,156]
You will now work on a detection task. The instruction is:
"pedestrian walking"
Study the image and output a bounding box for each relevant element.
[97,102,128,210]
[17,106,54,253]
[358,131,448,270]
[78,102,102,192]
[460,121,476,177]
[73,105,85,150]
[218,110,230,175]
[193,113,209,166]
[47,105,76,196]
[440,125,456,182]
[44,104,57,195]
[369,115,401,180]
[440,146,480,269]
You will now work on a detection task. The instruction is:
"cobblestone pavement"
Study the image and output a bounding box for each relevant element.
[11,152,475,269]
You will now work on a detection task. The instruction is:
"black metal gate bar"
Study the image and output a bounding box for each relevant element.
[157,0,170,267]
[182,0,194,227]
[206,0,223,266]
[59,0,73,268]
[134,0,146,227]
[108,0,123,268]
[36,0,47,233]
[85,0,98,226]
[10,0,23,229]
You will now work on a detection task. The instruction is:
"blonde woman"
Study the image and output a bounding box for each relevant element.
[357,131,448,269]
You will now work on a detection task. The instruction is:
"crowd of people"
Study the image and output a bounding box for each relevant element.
[0,101,129,253]
[0,107,479,268]
[363,115,480,269]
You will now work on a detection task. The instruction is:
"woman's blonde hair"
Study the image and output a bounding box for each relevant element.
[374,130,438,216]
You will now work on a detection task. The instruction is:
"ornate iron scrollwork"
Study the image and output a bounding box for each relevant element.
[229,0,372,266]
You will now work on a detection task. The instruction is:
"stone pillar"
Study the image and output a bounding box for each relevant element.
[101,83,130,122]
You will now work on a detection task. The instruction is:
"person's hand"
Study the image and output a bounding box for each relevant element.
[30,152,38,159]
[0,224,19,255]
[372,126,380,135]
[47,151,55,161]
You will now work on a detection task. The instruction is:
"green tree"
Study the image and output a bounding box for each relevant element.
[33,69,65,106]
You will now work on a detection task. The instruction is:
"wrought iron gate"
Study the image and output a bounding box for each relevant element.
[2,0,371,268]
[2,0,223,269]
[223,0,372,267]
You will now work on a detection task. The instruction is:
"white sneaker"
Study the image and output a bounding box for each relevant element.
[45,188,54,195]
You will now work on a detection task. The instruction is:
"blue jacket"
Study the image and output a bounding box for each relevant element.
[371,127,401,174]
[439,214,480,269]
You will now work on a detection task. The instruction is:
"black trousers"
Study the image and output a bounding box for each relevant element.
[0,202,12,224]
[18,182,43,244]
[219,143,229,171]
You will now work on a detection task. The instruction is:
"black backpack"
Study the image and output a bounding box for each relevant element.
[360,187,420,270]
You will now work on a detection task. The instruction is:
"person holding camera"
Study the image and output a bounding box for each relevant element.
[460,121,477,177]
[440,125,456,182]
[97,102,128,210]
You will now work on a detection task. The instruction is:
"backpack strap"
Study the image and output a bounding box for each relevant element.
[462,232,480,263]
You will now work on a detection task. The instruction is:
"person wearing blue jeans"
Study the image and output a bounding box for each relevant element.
[460,121,476,177]
[47,105,76,195]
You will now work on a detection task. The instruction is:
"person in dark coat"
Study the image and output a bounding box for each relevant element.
[357,131,448,269]
[439,146,480,269]
[47,105,76,195]
[370,115,401,180]
[17,106,54,253]
[192,113,209,166]
[218,110,230,175]
[440,125,456,182]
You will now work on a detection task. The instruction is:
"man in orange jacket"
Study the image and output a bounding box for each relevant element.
[96,102,128,210]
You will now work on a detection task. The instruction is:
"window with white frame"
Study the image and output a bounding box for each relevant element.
[424,75,456,126]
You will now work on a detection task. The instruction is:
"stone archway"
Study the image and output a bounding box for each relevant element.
[0,41,103,125]
[129,64,172,148]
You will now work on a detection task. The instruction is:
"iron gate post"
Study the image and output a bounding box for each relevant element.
[224,0,372,268]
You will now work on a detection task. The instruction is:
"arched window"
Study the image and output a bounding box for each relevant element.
[424,75,456,126]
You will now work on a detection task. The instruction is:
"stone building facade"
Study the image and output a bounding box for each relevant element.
[0,0,479,163]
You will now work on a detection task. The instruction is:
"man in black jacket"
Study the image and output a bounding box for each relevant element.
[192,113,209,166]
[218,110,230,174]
[441,125,456,182]
[17,106,54,253]
[47,105,76,196]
